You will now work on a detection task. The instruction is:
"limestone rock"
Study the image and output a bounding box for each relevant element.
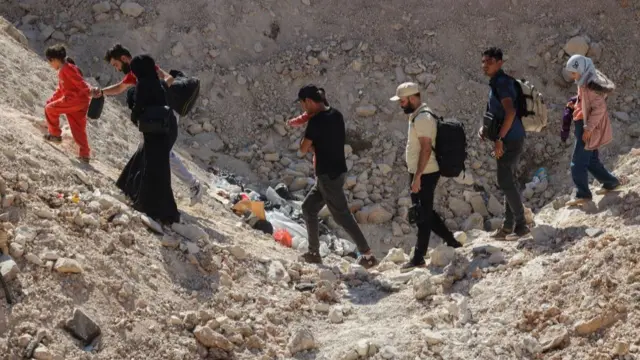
[539,325,569,352]
[92,2,111,14]
[328,307,344,323]
[120,2,145,17]
[574,312,621,336]
[65,308,101,345]
[171,223,208,242]
[268,261,290,283]
[287,328,317,355]
[430,244,455,267]
[54,258,83,274]
[448,198,472,218]
[141,215,164,234]
[194,326,234,350]
[383,248,407,264]
[0,256,19,281]
[413,274,436,300]
[356,204,392,224]
[564,36,589,56]
[422,330,445,345]
[462,213,484,231]
[355,105,377,117]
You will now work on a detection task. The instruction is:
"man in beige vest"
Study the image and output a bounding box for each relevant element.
[390,82,461,272]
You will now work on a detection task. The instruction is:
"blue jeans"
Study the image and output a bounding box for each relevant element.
[571,120,619,199]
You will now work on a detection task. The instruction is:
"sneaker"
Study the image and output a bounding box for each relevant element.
[357,254,379,269]
[301,252,322,264]
[189,180,203,205]
[44,134,62,143]
[77,156,90,164]
[491,227,513,240]
[400,258,426,273]
[504,225,531,241]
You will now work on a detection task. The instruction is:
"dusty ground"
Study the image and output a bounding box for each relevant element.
[1,0,640,359]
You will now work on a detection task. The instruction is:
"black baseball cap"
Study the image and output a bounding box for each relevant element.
[296,84,326,102]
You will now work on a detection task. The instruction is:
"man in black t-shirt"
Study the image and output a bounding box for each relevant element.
[297,85,379,269]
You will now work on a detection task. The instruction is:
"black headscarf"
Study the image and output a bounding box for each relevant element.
[129,54,168,124]
[130,54,158,81]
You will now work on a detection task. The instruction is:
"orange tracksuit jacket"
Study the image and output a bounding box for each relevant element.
[45,63,91,157]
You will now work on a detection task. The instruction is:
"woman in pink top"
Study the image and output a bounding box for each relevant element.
[564,55,624,206]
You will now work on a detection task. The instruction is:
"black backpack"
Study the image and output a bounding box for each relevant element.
[166,70,200,116]
[413,109,467,178]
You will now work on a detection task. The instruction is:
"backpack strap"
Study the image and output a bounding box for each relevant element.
[411,108,441,153]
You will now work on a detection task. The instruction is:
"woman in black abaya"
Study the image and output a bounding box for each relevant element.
[116,54,180,225]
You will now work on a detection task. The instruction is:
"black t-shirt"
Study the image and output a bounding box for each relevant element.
[304,107,348,176]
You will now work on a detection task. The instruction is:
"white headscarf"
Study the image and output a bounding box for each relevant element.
[565,55,596,87]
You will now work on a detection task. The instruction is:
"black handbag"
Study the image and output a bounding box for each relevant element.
[138,105,171,133]
[87,96,104,119]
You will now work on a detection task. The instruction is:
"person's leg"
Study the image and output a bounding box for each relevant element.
[412,172,439,263]
[587,149,620,189]
[318,174,370,254]
[430,210,461,248]
[570,121,593,200]
[44,100,65,138]
[167,111,196,185]
[497,138,526,227]
[301,181,326,257]
[66,110,90,158]
[169,151,195,184]
[168,110,202,204]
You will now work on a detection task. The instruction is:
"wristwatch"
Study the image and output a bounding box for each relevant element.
[496,136,503,142]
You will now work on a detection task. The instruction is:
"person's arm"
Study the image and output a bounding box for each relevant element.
[585,90,607,131]
[299,119,315,155]
[300,138,313,154]
[62,65,90,96]
[157,67,175,87]
[412,114,435,188]
[48,83,63,104]
[496,78,517,140]
[100,81,133,96]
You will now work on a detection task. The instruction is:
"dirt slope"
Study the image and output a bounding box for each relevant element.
[1,0,640,359]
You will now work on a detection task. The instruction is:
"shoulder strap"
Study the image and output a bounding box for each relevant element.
[411,108,442,123]
[411,108,440,153]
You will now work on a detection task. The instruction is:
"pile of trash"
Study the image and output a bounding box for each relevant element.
[208,169,359,259]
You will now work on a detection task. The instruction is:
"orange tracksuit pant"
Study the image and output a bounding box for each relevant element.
[45,97,90,158]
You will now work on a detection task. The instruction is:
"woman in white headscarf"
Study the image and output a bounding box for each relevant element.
[564,55,626,206]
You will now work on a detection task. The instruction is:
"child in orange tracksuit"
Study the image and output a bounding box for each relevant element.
[44,44,91,163]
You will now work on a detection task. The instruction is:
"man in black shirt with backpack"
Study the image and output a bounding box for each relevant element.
[297,85,379,269]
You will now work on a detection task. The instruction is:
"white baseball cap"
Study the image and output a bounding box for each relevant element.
[390,82,420,101]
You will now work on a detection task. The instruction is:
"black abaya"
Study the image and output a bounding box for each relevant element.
[116,54,180,225]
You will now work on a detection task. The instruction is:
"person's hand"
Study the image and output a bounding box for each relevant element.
[582,129,592,143]
[411,177,421,193]
[494,140,504,159]
[478,126,486,140]
[566,101,575,109]
[90,88,103,98]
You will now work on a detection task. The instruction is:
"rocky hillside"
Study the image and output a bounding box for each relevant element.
[1,0,640,358]
[2,1,640,253]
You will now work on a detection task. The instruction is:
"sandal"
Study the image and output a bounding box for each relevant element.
[565,198,591,207]
[595,176,630,195]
